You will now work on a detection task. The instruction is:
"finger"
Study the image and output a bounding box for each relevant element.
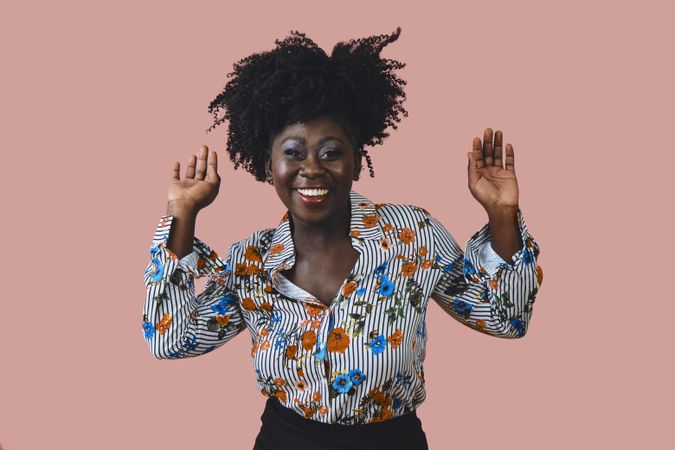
[195,146,209,180]
[186,154,197,179]
[472,137,485,169]
[467,151,480,187]
[494,130,503,168]
[505,143,515,171]
[483,128,494,166]
[206,149,219,183]
[171,161,181,181]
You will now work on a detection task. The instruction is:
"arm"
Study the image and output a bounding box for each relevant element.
[429,208,542,338]
[142,214,246,359]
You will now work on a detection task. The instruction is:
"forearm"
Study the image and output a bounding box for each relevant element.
[486,206,522,263]
[164,201,199,259]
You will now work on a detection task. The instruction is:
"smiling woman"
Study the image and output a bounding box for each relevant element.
[143,27,542,450]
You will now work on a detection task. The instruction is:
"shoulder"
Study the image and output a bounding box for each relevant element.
[375,201,433,226]
[227,227,277,258]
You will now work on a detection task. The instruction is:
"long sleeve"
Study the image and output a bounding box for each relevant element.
[142,215,246,359]
[430,208,542,338]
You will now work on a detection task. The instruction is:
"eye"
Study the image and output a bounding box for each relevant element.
[320,148,343,160]
[283,148,304,159]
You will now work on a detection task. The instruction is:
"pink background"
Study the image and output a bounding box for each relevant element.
[1,0,672,448]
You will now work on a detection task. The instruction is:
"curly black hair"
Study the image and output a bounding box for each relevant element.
[205,27,408,182]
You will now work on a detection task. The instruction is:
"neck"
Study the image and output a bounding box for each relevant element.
[290,202,351,252]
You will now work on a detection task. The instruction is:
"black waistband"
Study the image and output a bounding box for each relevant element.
[254,397,428,449]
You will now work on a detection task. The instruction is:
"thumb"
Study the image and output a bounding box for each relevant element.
[467,151,480,188]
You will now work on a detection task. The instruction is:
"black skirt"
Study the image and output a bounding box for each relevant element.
[252,397,429,450]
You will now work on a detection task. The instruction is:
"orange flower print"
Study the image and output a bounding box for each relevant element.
[304,303,325,317]
[475,319,486,329]
[261,340,271,351]
[235,262,248,277]
[241,297,257,311]
[362,214,378,228]
[260,301,273,312]
[311,320,321,330]
[327,327,350,353]
[319,406,329,415]
[250,341,259,357]
[312,391,322,402]
[215,315,231,326]
[358,201,371,209]
[156,313,172,335]
[418,246,428,257]
[399,227,416,244]
[342,280,357,297]
[383,223,393,232]
[401,261,417,277]
[536,265,544,285]
[286,344,298,360]
[269,243,285,255]
[297,367,305,378]
[380,238,391,250]
[244,245,262,263]
[274,390,287,402]
[299,405,317,418]
[421,259,433,270]
[387,329,404,349]
[197,256,206,271]
[260,327,269,337]
[264,284,274,293]
[301,330,317,350]
[245,264,259,276]
[489,279,499,290]
[350,229,361,238]
[273,377,286,387]
[295,379,307,391]
[165,247,178,260]
[208,250,219,261]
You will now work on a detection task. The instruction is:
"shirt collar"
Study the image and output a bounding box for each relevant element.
[262,191,383,274]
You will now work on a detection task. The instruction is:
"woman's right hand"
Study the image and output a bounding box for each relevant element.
[168,145,221,212]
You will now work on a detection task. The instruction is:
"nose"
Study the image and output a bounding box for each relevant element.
[299,154,326,178]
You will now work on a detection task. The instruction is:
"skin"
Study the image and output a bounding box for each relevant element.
[164,120,522,305]
[265,115,362,306]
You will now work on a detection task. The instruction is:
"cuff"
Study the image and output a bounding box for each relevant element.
[466,208,540,278]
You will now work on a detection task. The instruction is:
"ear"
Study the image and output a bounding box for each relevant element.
[265,151,274,184]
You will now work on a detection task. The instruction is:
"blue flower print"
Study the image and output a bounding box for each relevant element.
[368,335,387,355]
[522,248,534,265]
[374,261,388,277]
[452,299,473,315]
[183,334,198,352]
[150,257,165,283]
[393,397,402,410]
[463,257,476,278]
[332,373,353,394]
[210,293,237,315]
[378,275,395,297]
[509,317,525,336]
[356,287,366,296]
[348,369,366,386]
[142,321,155,339]
[443,262,455,273]
[274,334,287,350]
[315,339,327,361]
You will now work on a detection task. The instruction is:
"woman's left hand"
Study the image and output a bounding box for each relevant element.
[467,128,519,214]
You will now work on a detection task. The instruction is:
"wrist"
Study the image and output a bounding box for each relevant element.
[166,200,200,217]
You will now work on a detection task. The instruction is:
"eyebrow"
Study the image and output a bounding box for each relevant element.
[281,136,344,146]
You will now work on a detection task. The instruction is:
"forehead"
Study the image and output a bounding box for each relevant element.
[272,115,351,147]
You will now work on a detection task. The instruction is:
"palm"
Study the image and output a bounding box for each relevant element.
[168,145,221,210]
[468,128,519,210]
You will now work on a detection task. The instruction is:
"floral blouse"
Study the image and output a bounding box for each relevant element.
[142,191,542,425]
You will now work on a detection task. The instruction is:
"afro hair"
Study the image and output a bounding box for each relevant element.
[206,27,408,182]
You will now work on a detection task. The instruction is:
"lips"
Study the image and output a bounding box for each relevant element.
[294,187,330,204]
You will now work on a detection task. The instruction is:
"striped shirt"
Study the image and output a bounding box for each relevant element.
[142,191,542,424]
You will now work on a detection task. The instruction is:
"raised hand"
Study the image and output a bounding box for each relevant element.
[467,128,519,213]
[168,145,221,212]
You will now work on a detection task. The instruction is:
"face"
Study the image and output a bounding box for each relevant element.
[267,114,361,226]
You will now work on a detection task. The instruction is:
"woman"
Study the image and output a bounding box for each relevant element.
[143,27,542,450]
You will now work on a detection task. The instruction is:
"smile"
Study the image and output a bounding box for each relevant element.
[294,188,330,204]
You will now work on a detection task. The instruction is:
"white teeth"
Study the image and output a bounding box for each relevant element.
[297,188,329,197]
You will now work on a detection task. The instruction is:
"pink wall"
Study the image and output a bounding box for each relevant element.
[1,0,671,448]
